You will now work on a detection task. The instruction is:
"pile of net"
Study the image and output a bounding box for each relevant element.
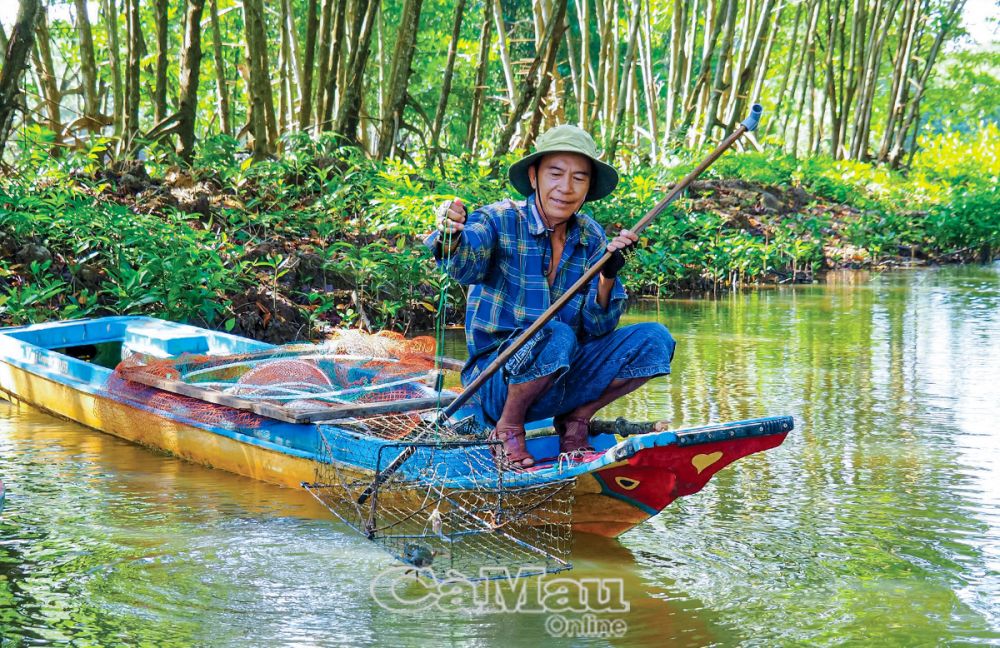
[113,329,450,419]
[108,328,575,578]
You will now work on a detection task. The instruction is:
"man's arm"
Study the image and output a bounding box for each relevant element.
[595,228,637,308]
[596,276,616,309]
[433,199,468,255]
[423,199,497,285]
[582,228,636,336]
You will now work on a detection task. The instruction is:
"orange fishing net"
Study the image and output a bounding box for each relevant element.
[108,330,457,430]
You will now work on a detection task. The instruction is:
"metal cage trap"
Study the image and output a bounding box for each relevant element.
[303,410,575,580]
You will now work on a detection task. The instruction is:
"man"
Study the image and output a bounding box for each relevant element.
[426,125,675,468]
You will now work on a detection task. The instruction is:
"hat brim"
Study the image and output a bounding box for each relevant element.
[508,151,619,202]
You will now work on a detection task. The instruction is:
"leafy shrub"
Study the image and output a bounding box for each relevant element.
[712,150,798,186]
[925,185,1000,253]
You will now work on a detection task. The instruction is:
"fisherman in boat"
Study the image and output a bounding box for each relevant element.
[426,125,675,468]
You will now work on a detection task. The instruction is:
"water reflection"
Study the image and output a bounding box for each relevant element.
[610,264,1000,645]
[1,264,999,645]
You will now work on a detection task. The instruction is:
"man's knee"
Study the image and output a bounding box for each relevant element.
[505,319,577,380]
[623,321,676,363]
[531,320,578,372]
[544,320,577,350]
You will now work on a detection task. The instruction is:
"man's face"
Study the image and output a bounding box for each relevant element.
[528,152,591,226]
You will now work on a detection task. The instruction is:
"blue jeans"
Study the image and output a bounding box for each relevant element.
[474,321,676,425]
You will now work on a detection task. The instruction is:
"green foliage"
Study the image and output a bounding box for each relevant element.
[921,50,1000,132]
[711,150,798,186]
[1,122,998,336]
[925,185,1000,253]
[910,123,1000,188]
[0,180,243,327]
[194,134,244,181]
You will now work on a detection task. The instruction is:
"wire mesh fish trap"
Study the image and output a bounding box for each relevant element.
[303,419,575,579]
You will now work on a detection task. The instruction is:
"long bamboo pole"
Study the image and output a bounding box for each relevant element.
[356,105,764,505]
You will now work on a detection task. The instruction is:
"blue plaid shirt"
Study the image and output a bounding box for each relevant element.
[425,195,628,383]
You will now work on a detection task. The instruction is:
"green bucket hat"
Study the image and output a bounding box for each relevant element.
[508,125,619,202]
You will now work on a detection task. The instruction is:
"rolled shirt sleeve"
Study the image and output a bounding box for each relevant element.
[578,222,629,338]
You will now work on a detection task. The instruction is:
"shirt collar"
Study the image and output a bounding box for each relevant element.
[527,194,590,246]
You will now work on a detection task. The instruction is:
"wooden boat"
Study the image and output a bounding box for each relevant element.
[0,316,791,537]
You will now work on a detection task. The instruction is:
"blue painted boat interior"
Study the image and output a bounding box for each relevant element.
[2,316,274,359]
[0,318,337,458]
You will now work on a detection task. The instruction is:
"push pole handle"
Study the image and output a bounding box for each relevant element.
[741,104,764,132]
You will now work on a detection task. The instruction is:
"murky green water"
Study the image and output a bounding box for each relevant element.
[2,265,999,646]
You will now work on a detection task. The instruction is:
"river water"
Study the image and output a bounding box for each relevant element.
[1,265,998,646]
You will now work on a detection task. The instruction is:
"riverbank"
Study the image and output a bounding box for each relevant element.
[1,127,997,342]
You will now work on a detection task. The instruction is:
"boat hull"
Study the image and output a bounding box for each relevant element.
[0,317,790,538]
[0,360,318,487]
